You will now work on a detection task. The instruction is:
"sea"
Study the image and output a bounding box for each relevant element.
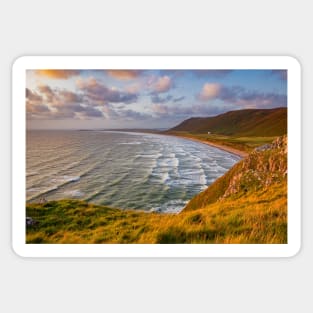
[26,130,240,213]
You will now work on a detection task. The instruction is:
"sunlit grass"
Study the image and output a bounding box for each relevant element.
[167,131,276,152]
[26,178,287,244]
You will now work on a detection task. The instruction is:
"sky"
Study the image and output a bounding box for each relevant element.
[26,69,287,129]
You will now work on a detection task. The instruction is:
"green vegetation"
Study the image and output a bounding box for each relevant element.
[26,136,287,244]
[169,107,287,136]
[166,107,287,152]
[26,184,287,244]
[166,131,277,152]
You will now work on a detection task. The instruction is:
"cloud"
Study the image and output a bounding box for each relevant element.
[26,88,51,118]
[125,83,142,94]
[26,82,147,121]
[218,85,243,101]
[150,76,173,93]
[37,85,54,102]
[234,92,287,108]
[78,106,104,118]
[192,70,233,78]
[101,104,120,119]
[151,104,169,115]
[197,83,222,101]
[152,103,231,118]
[173,96,185,102]
[31,103,103,120]
[150,94,185,104]
[34,70,81,79]
[58,90,82,104]
[35,85,83,108]
[196,83,287,108]
[37,84,53,94]
[99,103,150,121]
[26,85,104,120]
[26,88,43,103]
[151,94,173,104]
[26,103,50,114]
[117,109,150,121]
[76,77,138,104]
[160,70,233,78]
[106,70,143,80]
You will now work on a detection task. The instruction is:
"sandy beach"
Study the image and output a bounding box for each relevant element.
[159,133,248,158]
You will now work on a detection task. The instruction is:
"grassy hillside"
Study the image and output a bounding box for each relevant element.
[26,136,287,244]
[168,107,287,137]
[184,136,287,211]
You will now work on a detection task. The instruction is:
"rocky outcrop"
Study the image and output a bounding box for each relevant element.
[222,135,287,198]
[183,136,287,211]
[26,217,38,227]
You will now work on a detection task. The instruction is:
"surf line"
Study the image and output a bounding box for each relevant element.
[160,134,247,158]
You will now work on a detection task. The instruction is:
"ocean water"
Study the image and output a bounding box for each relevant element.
[26,130,240,213]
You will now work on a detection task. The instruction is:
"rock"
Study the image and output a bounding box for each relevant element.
[26,217,37,226]
[221,135,287,198]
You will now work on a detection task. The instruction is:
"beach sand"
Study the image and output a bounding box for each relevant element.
[160,133,248,158]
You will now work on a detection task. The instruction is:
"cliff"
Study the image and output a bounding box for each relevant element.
[184,136,287,211]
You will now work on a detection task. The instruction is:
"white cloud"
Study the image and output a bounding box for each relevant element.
[151,76,172,93]
[197,83,222,101]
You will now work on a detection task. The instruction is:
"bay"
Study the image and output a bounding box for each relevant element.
[26,130,240,213]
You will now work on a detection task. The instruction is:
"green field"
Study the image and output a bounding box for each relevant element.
[166,131,277,152]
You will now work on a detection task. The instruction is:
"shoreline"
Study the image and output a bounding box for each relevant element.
[77,129,248,158]
[157,132,248,158]
[107,129,249,158]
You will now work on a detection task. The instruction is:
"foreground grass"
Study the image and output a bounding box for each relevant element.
[26,179,287,244]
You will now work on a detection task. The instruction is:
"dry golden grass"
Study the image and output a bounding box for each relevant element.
[26,179,287,244]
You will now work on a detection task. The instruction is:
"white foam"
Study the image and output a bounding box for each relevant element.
[161,172,170,183]
[173,157,179,168]
[63,175,80,182]
[150,199,188,213]
[180,168,202,176]
[118,141,142,145]
[168,153,179,168]
[65,190,84,197]
[199,173,207,185]
[179,166,208,185]
[157,155,179,168]
[136,153,161,159]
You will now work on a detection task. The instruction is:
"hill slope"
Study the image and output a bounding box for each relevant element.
[169,107,287,136]
[184,136,287,211]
